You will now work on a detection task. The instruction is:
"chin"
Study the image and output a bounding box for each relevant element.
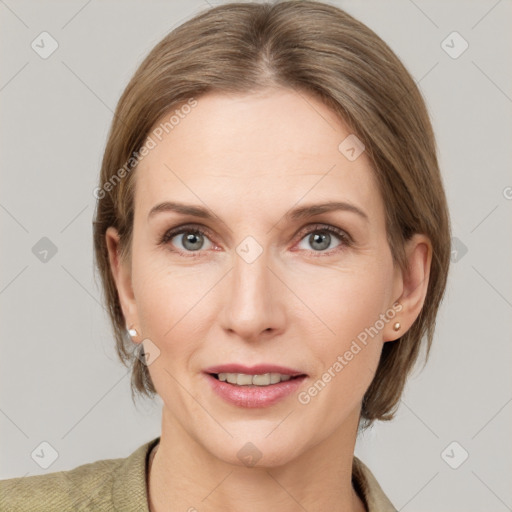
[199,426,310,469]
[221,443,301,469]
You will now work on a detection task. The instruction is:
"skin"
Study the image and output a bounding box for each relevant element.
[106,88,432,512]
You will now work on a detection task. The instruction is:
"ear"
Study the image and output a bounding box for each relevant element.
[384,233,432,342]
[105,227,141,341]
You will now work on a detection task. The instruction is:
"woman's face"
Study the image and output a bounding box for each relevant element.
[109,88,406,466]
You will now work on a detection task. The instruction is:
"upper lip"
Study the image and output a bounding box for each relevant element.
[203,364,306,377]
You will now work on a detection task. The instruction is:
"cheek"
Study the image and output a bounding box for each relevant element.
[131,263,210,406]
[132,245,211,333]
[293,299,386,431]
[294,258,392,398]
[296,261,392,345]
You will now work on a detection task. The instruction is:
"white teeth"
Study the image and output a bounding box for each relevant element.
[226,373,238,384]
[237,373,253,385]
[217,372,294,386]
[270,373,281,384]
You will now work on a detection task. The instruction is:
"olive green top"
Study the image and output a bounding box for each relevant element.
[0,437,397,511]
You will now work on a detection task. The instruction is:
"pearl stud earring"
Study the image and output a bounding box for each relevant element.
[393,322,401,331]
[128,327,138,338]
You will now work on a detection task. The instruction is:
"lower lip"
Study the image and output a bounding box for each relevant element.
[205,373,307,408]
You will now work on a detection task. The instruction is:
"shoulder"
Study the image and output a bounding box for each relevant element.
[353,456,397,512]
[0,458,120,511]
[0,437,159,512]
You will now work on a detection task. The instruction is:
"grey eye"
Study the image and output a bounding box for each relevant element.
[298,231,341,252]
[171,231,212,252]
[310,232,330,251]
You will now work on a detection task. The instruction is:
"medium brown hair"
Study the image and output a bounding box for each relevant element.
[93,0,451,428]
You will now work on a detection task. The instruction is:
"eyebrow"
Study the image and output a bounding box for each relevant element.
[147,200,369,223]
[285,201,368,222]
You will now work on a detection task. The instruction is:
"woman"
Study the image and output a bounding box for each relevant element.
[0,1,451,510]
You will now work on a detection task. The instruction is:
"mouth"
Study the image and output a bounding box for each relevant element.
[203,364,308,408]
[208,372,305,386]
[203,363,307,385]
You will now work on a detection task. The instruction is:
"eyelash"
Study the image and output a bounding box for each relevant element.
[159,223,353,258]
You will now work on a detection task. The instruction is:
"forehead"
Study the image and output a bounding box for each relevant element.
[135,89,383,223]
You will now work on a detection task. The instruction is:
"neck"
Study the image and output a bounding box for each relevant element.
[148,408,367,512]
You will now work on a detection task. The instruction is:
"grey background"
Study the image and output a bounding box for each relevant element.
[1,1,511,510]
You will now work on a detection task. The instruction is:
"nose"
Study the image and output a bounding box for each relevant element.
[220,244,286,341]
